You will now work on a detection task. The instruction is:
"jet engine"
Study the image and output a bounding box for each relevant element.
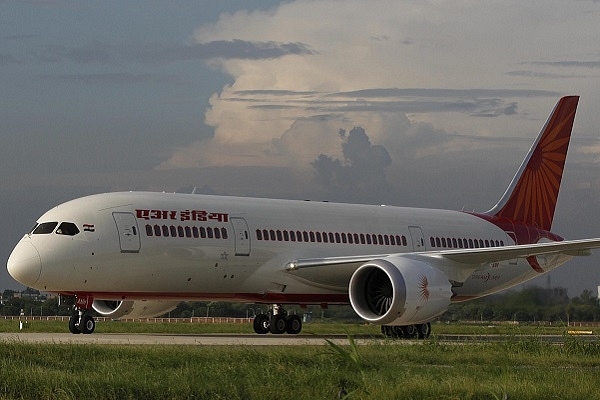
[349,256,452,325]
[92,300,179,320]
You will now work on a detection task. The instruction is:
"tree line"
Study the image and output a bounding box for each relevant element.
[445,286,600,323]
[2,286,599,323]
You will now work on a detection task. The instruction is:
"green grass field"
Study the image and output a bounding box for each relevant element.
[1,320,599,399]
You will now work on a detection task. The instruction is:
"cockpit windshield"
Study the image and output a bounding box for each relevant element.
[32,222,58,234]
[31,222,80,236]
[56,222,80,236]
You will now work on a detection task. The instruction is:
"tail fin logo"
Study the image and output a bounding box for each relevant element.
[490,96,579,231]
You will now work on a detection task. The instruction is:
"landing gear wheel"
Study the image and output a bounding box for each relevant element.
[253,314,270,334]
[416,322,431,339]
[403,324,417,339]
[269,314,287,334]
[68,315,81,334]
[381,325,403,339]
[285,315,302,334]
[79,314,96,334]
[381,325,392,338]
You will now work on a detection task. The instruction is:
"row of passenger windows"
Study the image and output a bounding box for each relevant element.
[256,229,409,247]
[429,236,504,249]
[142,222,504,250]
[145,224,229,240]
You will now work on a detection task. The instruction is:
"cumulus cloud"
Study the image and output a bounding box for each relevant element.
[156,0,585,173]
[150,0,600,192]
[311,127,393,202]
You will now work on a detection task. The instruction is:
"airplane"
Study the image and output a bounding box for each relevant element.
[7,95,600,338]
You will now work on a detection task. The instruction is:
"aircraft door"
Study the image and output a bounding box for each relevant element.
[231,217,250,256]
[113,212,140,253]
[408,226,426,252]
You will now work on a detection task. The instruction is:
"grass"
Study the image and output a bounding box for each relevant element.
[1,319,599,399]
[0,336,600,399]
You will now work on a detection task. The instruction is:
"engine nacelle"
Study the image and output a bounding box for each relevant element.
[92,300,179,320]
[349,256,452,325]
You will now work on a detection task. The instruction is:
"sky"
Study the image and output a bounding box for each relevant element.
[2,0,600,296]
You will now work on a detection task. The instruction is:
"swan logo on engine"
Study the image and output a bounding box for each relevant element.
[419,275,429,302]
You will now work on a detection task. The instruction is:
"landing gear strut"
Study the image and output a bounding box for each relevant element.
[252,304,302,335]
[381,323,431,339]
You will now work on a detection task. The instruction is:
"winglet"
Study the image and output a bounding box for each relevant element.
[486,96,579,231]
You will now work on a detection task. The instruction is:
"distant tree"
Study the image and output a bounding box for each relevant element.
[443,286,598,322]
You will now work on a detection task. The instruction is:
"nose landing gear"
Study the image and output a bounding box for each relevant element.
[69,311,96,334]
[63,295,96,335]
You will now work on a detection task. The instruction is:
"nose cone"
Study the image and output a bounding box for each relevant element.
[7,240,42,286]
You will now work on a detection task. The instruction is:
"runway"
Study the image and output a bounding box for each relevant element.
[0,332,369,346]
[0,332,593,345]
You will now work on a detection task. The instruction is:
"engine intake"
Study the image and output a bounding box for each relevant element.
[349,256,452,325]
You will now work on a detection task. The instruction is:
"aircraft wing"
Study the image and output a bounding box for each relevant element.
[437,237,600,264]
[284,238,600,289]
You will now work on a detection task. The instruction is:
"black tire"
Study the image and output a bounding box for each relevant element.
[253,314,270,334]
[381,325,392,338]
[417,322,431,339]
[381,325,403,339]
[285,315,302,334]
[79,314,95,334]
[403,324,417,339]
[269,314,287,334]
[68,315,81,334]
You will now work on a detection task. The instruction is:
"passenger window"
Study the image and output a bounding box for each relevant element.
[55,222,80,236]
[33,222,58,235]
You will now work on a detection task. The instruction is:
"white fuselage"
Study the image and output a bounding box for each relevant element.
[8,191,566,305]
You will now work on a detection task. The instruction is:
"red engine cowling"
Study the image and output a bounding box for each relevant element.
[92,300,179,320]
[349,256,452,325]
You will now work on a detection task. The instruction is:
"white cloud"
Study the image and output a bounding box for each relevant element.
[158,0,600,172]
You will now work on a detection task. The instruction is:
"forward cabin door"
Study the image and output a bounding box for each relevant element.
[231,217,251,256]
[408,226,426,252]
[113,212,141,253]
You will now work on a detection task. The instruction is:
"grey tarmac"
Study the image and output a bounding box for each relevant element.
[0,332,373,346]
[0,332,587,345]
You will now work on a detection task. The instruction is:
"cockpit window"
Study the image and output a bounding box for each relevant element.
[56,222,80,236]
[32,222,58,235]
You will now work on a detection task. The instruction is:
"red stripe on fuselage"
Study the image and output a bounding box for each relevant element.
[57,291,350,305]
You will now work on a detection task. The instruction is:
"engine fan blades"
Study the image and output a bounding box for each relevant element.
[364,268,393,316]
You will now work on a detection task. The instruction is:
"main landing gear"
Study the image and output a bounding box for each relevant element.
[252,304,302,335]
[63,295,96,335]
[381,323,431,339]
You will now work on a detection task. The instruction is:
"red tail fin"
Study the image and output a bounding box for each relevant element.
[487,96,579,231]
